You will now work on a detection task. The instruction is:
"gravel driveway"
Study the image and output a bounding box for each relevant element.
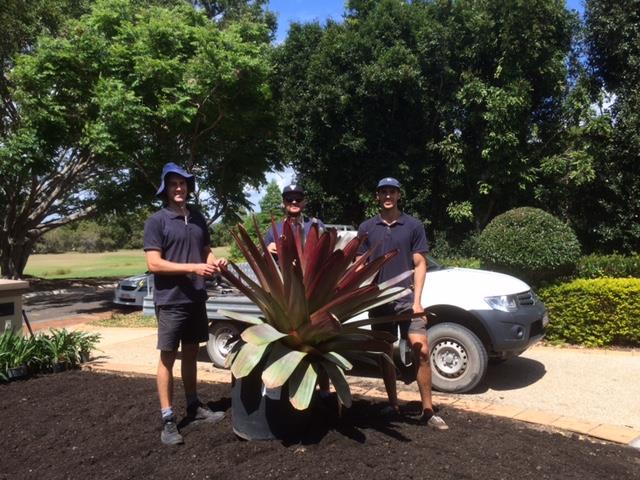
[470,345,640,430]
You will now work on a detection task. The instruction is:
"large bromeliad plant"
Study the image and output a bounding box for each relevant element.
[219,219,415,411]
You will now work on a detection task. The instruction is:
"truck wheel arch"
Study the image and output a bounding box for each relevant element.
[427,305,492,350]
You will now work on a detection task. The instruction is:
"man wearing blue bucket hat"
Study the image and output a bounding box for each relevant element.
[144,162,227,445]
[357,177,448,430]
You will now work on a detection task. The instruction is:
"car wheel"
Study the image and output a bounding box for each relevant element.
[428,322,488,393]
[207,321,241,369]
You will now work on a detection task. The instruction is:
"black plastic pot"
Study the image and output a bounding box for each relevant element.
[7,364,29,380]
[231,368,311,441]
[52,362,67,373]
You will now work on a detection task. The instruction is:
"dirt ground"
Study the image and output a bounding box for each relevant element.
[1,371,639,480]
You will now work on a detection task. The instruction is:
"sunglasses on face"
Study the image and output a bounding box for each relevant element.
[284,195,304,203]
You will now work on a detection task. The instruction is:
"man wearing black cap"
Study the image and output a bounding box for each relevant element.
[263,183,332,397]
[143,162,227,445]
[357,177,448,430]
[264,183,325,253]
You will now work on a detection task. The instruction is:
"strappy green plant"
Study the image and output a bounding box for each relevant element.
[220,219,415,411]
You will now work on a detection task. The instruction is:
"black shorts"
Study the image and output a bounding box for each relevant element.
[369,301,427,340]
[155,302,209,351]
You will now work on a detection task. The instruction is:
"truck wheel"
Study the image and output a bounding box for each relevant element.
[428,322,488,393]
[207,321,241,369]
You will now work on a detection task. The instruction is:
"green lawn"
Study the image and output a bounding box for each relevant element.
[24,247,230,279]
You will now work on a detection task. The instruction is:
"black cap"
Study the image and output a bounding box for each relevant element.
[282,184,304,196]
[376,177,401,190]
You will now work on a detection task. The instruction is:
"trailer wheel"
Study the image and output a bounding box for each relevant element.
[207,321,241,369]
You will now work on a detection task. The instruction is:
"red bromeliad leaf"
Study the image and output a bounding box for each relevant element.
[235,224,271,290]
[295,312,341,344]
[278,221,309,330]
[219,263,290,333]
[252,216,286,304]
[334,248,374,289]
[301,227,334,291]
[305,248,359,311]
[301,222,321,275]
[309,286,410,324]
[335,250,399,294]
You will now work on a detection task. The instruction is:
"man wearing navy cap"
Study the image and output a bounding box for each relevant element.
[357,177,448,430]
[143,162,227,445]
[264,183,325,254]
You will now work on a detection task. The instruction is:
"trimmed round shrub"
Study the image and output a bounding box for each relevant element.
[476,207,581,284]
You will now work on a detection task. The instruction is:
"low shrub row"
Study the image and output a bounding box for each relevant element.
[576,254,640,279]
[538,278,640,347]
[0,328,101,381]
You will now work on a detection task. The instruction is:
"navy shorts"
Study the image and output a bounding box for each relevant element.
[155,302,209,351]
[369,301,427,340]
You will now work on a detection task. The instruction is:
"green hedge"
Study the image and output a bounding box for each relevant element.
[538,278,640,347]
[576,254,640,279]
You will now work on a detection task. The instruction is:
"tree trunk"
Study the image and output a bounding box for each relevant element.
[0,231,35,279]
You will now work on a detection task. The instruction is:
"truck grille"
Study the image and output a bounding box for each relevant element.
[516,290,535,306]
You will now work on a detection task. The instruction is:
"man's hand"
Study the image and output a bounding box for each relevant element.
[192,263,217,277]
[213,257,228,270]
[413,302,427,323]
[267,242,277,254]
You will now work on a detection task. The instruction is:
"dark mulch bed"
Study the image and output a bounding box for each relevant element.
[1,371,638,480]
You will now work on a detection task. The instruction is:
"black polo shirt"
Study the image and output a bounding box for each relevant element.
[357,213,428,303]
[143,206,210,306]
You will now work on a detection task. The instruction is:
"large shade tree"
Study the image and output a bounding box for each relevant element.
[0,0,278,278]
[576,0,640,252]
[274,0,580,242]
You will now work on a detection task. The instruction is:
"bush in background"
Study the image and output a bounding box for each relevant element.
[539,278,640,347]
[434,257,481,269]
[576,253,640,279]
[476,207,581,285]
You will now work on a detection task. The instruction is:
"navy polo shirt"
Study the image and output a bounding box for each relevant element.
[357,213,428,302]
[263,216,325,244]
[143,206,211,306]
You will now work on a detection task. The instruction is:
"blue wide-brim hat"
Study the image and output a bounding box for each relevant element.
[156,162,195,197]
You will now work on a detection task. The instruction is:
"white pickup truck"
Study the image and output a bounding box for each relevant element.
[205,253,548,393]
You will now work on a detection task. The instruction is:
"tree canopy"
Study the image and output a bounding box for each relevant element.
[274,0,589,243]
[0,0,278,278]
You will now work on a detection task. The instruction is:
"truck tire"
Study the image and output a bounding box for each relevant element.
[207,321,241,369]
[428,322,488,393]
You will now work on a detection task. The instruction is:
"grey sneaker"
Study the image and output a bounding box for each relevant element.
[420,410,449,431]
[186,403,225,424]
[161,418,184,445]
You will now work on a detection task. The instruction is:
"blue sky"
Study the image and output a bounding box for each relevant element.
[268,0,585,44]
[246,0,586,209]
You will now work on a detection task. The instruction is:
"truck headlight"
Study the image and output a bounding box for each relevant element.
[484,294,518,312]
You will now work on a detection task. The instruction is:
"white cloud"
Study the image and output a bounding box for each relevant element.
[245,166,295,212]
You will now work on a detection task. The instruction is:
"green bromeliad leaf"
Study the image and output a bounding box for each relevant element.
[217,309,264,325]
[230,342,269,379]
[241,323,288,345]
[322,351,353,371]
[261,343,308,388]
[288,360,318,411]
[321,360,352,408]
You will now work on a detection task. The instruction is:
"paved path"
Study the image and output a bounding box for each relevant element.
[48,319,640,448]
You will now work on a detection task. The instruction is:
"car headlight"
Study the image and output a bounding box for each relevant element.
[484,294,518,312]
[138,279,146,288]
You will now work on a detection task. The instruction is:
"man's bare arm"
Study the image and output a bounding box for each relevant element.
[145,250,216,277]
[412,252,428,315]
